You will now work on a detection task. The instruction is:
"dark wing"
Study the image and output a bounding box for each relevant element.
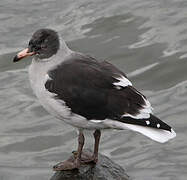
[45,53,172,132]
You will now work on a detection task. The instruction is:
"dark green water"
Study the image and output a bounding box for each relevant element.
[0,0,187,179]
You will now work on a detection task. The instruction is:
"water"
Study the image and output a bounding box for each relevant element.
[0,0,187,179]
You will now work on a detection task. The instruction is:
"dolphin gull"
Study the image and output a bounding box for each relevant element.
[13,29,176,170]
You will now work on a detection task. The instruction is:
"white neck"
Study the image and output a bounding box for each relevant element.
[59,36,72,54]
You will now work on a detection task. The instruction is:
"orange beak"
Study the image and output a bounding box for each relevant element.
[13,48,35,62]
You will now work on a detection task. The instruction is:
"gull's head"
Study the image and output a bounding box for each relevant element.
[13,28,60,62]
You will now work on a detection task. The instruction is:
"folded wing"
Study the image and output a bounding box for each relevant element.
[45,53,176,142]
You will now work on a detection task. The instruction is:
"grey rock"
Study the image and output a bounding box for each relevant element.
[50,150,129,180]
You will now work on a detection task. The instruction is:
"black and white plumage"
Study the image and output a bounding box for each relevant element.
[43,53,175,143]
[13,28,176,170]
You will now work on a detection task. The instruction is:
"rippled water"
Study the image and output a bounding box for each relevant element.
[0,0,187,179]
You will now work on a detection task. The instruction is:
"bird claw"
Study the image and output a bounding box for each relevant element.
[53,157,80,171]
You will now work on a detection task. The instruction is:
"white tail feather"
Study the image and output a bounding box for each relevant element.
[104,120,176,143]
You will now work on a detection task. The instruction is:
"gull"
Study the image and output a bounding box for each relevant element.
[13,29,176,170]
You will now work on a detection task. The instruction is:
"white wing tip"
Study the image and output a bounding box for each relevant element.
[103,120,176,143]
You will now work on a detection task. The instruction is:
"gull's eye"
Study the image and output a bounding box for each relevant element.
[41,44,47,49]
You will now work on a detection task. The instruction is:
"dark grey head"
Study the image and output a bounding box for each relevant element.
[13,28,60,62]
[29,29,60,59]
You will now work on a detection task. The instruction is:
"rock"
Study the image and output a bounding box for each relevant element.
[50,149,129,180]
